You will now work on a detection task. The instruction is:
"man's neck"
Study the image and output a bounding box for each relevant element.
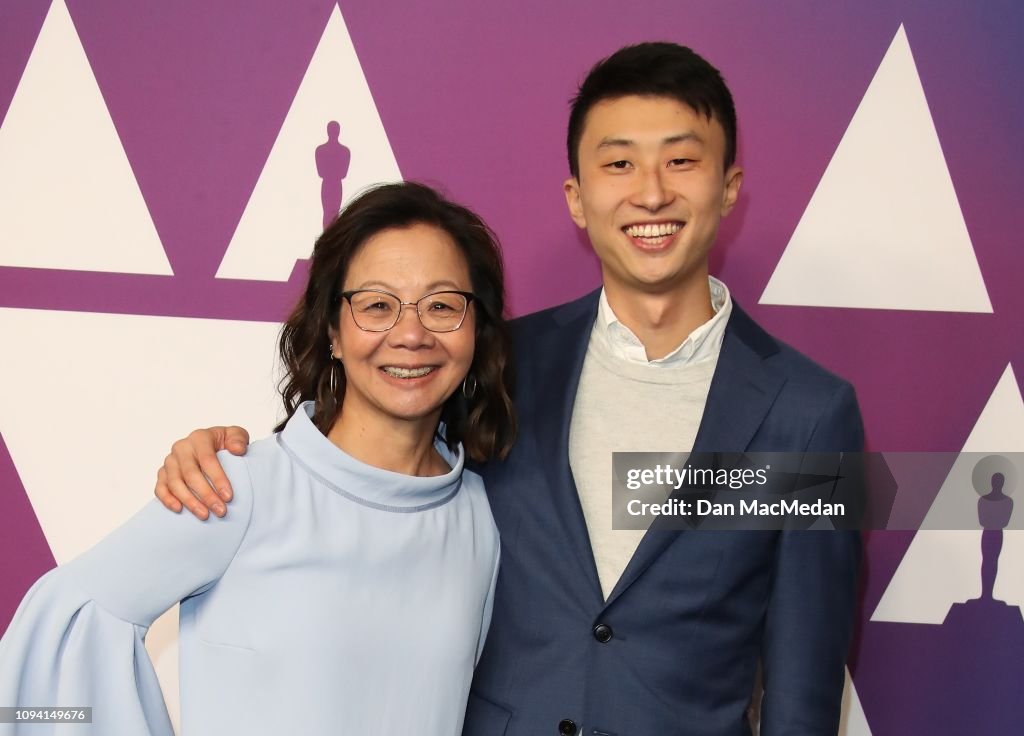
[603,273,715,361]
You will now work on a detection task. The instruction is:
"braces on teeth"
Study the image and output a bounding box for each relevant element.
[383,366,434,378]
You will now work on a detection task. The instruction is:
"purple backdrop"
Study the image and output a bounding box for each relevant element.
[2,1,1022,732]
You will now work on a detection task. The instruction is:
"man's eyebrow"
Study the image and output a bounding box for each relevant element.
[596,137,635,150]
[595,132,705,150]
[663,132,704,146]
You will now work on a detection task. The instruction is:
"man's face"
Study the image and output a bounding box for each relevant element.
[564,95,742,298]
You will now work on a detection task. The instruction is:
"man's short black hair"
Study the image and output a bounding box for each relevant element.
[567,42,737,178]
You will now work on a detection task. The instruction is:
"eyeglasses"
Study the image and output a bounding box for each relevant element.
[338,289,476,332]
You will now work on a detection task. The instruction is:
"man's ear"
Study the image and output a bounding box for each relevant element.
[563,177,588,229]
[721,165,743,216]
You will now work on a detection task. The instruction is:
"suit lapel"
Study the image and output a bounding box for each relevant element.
[532,291,605,604]
[689,305,785,454]
[603,304,786,609]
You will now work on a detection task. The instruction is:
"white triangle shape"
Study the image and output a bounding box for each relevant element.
[216,4,402,282]
[0,0,172,275]
[0,307,283,732]
[760,25,990,313]
[839,668,873,736]
[872,364,1024,623]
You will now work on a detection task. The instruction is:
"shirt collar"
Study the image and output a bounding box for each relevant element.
[278,401,463,510]
[595,276,732,366]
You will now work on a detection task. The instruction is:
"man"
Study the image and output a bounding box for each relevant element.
[158,43,862,735]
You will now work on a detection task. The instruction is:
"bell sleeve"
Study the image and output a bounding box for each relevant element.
[0,452,254,736]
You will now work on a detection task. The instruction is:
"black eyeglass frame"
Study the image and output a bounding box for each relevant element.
[337,288,477,333]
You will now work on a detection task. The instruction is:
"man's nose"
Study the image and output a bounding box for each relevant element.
[633,167,672,210]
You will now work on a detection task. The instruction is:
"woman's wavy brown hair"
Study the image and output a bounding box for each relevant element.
[274,181,516,462]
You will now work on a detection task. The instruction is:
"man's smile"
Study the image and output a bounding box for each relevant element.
[622,220,684,249]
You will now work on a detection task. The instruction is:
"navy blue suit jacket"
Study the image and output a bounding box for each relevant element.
[464,289,863,736]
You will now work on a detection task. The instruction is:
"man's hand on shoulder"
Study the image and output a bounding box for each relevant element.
[154,426,250,519]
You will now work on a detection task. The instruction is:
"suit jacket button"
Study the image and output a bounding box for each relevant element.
[558,719,578,735]
[593,623,613,643]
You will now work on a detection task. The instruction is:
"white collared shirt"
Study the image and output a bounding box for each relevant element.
[570,276,733,598]
[594,276,732,365]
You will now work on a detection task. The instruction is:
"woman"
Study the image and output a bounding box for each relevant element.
[0,182,516,735]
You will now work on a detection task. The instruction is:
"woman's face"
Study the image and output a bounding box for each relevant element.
[332,223,476,432]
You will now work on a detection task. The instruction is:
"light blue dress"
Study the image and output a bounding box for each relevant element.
[0,402,500,735]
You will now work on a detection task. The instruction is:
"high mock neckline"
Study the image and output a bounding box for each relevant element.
[278,401,463,512]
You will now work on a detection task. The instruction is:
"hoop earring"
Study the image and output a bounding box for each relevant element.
[461,374,477,399]
[328,341,341,397]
